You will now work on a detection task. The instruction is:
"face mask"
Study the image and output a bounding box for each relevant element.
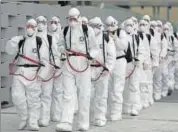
[134,23,138,31]
[26,28,35,37]
[51,24,57,32]
[94,28,101,36]
[157,27,162,33]
[164,30,169,36]
[154,27,158,32]
[108,26,117,32]
[125,26,133,34]
[139,26,145,33]
[37,23,45,32]
[69,21,78,27]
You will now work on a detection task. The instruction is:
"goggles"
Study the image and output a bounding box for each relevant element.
[157,24,162,28]
[144,19,149,23]
[106,22,116,27]
[90,23,102,29]
[126,24,133,27]
[51,20,58,25]
[163,28,169,31]
[150,25,155,28]
[26,24,36,29]
[108,30,116,35]
[36,19,47,25]
[139,23,145,26]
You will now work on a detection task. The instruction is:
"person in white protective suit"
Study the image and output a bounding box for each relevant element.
[153,21,168,100]
[130,16,138,34]
[36,16,59,127]
[56,8,98,132]
[82,16,89,25]
[89,17,116,127]
[48,16,64,122]
[123,19,145,116]
[105,16,128,121]
[119,20,125,30]
[142,15,151,29]
[5,19,45,131]
[161,24,178,96]
[138,20,159,109]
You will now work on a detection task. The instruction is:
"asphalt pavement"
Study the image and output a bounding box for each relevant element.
[1,91,178,132]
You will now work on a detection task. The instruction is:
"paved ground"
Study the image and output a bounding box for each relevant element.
[1,91,178,132]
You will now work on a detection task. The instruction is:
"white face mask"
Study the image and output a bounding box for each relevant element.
[37,23,45,32]
[94,28,101,36]
[51,24,57,32]
[134,23,138,31]
[26,28,35,37]
[164,30,169,36]
[125,26,133,34]
[139,26,145,33]
[69,21,78,27]
[157,27,162,33]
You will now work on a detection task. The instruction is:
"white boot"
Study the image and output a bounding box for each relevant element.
[28,122,39,131]
[18,120,27,130]
[149,98,154,105]
[110,115,122,121]
[51,116,60,122]
[130,109,139,116]
[143,103,150,109]
[56,123,72,132]
[154,94,161,100]
[162,91,168,97]
[78,124,89,131]
[38,119,49,127]
[94,119,106,127]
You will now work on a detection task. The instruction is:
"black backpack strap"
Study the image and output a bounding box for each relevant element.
[125,42,132,63]
[18,38,26,54]
[174,32,178,39]
[47,35,55,63]
[149,28,154,37]
[146,34,151,45]
[138,31,144,40]
[103,32,109,43]
[82,24,88,37]
[117,28,121,37]
[36,36,42,61]
[135,34,140,56]
[82,24,89,54]
[161,33,164,40]
[102,32,109,64]
[63,26,69,49]
[171,35,174,43]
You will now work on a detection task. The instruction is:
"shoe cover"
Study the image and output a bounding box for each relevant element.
[18,120,27,130]
[38,119,49,127]
[28,122,40,131]
[94,119,106,127]
[51,116,60,122]
[130,109,139,116]
[56,123,72,132]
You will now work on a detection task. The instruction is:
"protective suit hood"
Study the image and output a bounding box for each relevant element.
[25,19,37,38]
[36,16,48,35]
[124,19,134,35]
[105,16,118,32]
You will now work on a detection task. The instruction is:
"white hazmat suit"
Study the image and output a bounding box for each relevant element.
[105,16,128,121]
[48,16,64,122]
[5,19,45,131]
[123,19,145,116]
[138,20,159,109]
[153,22,168,100]
[56,8,98,132]
[36,16,59,126]
[89,17,116,127]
